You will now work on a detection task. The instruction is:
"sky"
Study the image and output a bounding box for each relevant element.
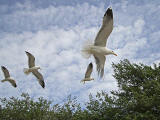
[0,0,160,105]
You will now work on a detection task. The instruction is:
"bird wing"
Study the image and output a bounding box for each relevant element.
[25,51,35,68]
[94,54,106,78]
[85,63,93,78]
[1,66,10,78]
[94,7,113,47]
[32,70,45,88]
[9,80,17,88]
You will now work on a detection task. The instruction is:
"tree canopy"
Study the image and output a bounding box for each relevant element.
[0,59,160,120]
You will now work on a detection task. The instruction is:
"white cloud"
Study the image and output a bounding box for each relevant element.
[134,19,145,34]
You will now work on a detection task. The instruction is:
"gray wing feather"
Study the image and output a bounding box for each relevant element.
[25,51,35,68]
[94,54,106,78]
[94,8,113,47]
[1,66,10,78]
[85,63,93,78]
[9,80,17,88]
[32,70,45,88]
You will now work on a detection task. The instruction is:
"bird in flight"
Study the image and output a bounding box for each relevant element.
[24,51,45,88]
[81,62,94,84]
[81,7,117,78]
[1,66,17,88]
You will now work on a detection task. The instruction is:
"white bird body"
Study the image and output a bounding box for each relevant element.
[83,45,114,56]
[24,66,40,75]
[81,7,117,78]
[81,78,94,84]
[29,66,41,71]
[1,78,16,84]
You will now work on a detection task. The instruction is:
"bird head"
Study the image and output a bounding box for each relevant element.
[91,78,94,81]
[37,67,41,70]
[111,51,117,56]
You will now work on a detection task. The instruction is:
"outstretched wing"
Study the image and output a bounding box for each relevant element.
[1,66,10,78]
[85,63,93,78]
[32,70,45,88]
[9,80,17,88]
[94,7,113,47]
[94,54,106,78]
[25,51,35,68]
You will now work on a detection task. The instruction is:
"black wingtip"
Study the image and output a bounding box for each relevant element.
[42,85,45,88]
[1,66,6,70]
[104,7,113,18]
[25,51,29,54]
[1,66,5,68]
[14,84,17,88]
[41,81,45,88]
[25,51,32,56]
[89,62,93,67]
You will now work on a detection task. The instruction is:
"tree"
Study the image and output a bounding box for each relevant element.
[111,59,160,119]
[0,93,52,120]
[86,59,160,120]
[1,59,160,120]
[0,93,83,120]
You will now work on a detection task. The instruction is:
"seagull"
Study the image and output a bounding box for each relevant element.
[1,66,17,88]
[24,51,45,88]
[81,7,117,78]
[81,63,94,84]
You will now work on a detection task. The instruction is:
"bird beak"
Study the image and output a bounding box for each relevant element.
[114,53,117,56]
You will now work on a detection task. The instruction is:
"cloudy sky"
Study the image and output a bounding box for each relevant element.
[0,0,160,104]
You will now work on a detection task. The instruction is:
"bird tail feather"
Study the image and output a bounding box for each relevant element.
[81,40,93,59]
[23,68,30,75]
[80,79,85,84]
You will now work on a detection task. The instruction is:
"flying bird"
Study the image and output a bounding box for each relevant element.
[1,66,17,88]
[81,63,94,84]
[24,51,45,88]
[81,7,117,78]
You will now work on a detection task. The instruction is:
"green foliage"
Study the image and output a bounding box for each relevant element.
[111,59,160,119]
[0,59,160,120]
[86,92,119,120]
[0,93,51,120]
[0,93,84,120]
